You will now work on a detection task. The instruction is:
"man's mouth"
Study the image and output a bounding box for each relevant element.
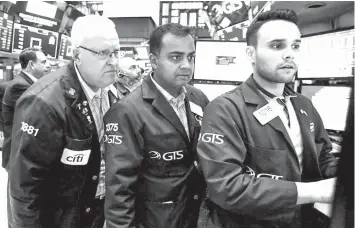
[279,64,295,69]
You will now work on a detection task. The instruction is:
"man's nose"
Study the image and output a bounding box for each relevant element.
[282,47,296,61]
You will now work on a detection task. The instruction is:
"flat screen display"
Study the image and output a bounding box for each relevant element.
[194,41,252,82]
[298,29,354,79]
[301,85,351,131]
[57,33,72,60]
[0,11,14,52]
[12,23,58,58]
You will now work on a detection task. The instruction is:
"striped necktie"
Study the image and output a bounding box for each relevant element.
[92,89,110,199]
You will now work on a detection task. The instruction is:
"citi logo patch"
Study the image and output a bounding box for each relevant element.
[148,150,184,161]
[61,148,91,165]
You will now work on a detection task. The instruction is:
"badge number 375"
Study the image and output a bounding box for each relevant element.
[21,122,39,136]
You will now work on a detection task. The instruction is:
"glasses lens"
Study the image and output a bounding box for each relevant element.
[97,50,109,60]
[113,50,120,59]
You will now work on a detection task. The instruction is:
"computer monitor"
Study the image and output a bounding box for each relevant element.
[57,33,72,60]
[0,11,14,52]
[194,40,252,82]
[12,23,59,58]
[298,29,354,79]
[301,85,351,131]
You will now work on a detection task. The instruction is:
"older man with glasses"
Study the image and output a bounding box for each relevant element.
[9,15,120,228]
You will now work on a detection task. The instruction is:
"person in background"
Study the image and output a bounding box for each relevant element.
[12,63,22,79]
[9,15,120,228]
[2,47,49,228]
[197,9,338,228]
[3,47,49,171]
[104,23,209,228]
[114,56,142,98]
[330,87,354,228]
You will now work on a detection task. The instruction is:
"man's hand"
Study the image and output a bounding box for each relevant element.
[316,178,337,204]
[296,178,337,205]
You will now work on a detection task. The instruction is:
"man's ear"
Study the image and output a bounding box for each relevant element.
[246,46,256,64]
[29,60,35,69]
[73,48,81,65]
[149,53,158,69]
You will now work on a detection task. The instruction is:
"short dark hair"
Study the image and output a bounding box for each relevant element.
[19,47,42,69]
[149,23,194,56]
[246,9,299,47]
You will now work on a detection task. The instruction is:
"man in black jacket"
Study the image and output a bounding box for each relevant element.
[3,47,49,171]
[3,47,48,228]
[104,23,209,228]
[9,15,120,228]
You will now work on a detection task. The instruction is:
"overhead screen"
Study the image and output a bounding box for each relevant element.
[12,23,58,58]
[298,29,354,79]
[194,83,237,101]
[301,85,351,131]
[57,34,72,60]
[0,11,13,52]
[194,41,252,82]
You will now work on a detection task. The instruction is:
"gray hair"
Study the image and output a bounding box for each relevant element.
[70,15,118,48]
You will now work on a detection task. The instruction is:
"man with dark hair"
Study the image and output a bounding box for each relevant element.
[2,47,48,228]
[197,9,338,228]
[2,47,49,171]
[104,23,209,228]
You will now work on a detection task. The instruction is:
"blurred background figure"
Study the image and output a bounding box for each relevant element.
[12,63,21,79]
[330,87,354,228]
[114,56,142,97]
[2,47,48,228]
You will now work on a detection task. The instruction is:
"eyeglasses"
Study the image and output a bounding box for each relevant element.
[79,46,120,60]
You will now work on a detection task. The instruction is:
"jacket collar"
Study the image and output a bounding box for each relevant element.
[21,70,38,83]
[19,71,36,85]
[242,75,298,160]
[141,73,190,142]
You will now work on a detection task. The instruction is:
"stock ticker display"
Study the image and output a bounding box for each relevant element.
[0,12,14,52]
[58,34,72,60]
[12,23,58,58]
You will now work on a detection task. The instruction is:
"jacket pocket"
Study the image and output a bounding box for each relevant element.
[244,141,287,179]
[61,135,92,166]
[141,197,188,228]
[143,132,191,177]
[58,135,92,203]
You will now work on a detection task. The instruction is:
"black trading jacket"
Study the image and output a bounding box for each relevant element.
[9,62,118,228]
[197,76,338,228]
[2,71,34,170]
[104,75,210,228]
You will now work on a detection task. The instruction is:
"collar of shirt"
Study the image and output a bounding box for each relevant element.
[22,70,38,83]
[75,63,103,100]
[150,73,187,106]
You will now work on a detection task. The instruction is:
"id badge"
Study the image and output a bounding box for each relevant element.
[253,100,283,125]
